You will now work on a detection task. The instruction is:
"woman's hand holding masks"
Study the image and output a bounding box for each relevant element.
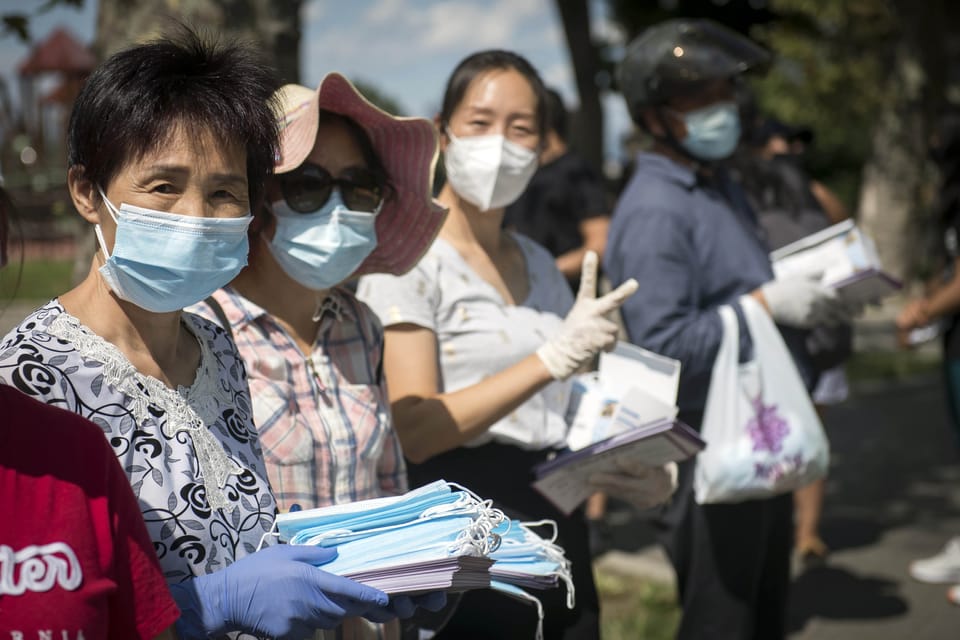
[170,544,391,639]
[536,251,639,381]
[363,591,449,622]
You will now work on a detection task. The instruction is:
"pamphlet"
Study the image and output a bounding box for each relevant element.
[532,416,704,515]
[565,343,681,450]
[536,343,702,515]
[770,220,901,304]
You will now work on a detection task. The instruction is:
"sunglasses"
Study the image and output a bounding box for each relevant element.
[279,164,384,214]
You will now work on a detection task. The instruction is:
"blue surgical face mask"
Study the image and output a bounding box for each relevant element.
[95,189,251,313]
[271,479,506,577]
[675,101,741,161]
[489,520,575,608]
[286,492,473,547]
[266,189,378,291]
[275,479,457,543]
[313,515,491,576]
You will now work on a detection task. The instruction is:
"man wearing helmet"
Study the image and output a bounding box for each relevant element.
[604,19,854,640]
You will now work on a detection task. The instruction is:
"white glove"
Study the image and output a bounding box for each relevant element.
[536,251,639,380]
[587,461,678,510]
[760,273,852,329]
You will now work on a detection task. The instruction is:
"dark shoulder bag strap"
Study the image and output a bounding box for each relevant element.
[204,295,235,342]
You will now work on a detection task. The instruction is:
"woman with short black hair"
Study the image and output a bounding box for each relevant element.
[0,28,397,639]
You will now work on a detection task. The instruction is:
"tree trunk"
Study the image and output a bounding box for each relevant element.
[856,41,928,302]
[554,0,605,172]
[857,0,960,305]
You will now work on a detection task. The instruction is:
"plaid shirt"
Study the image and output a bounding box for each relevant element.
[194,286,407,512]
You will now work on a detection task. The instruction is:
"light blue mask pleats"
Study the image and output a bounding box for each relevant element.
[267,480,574,628]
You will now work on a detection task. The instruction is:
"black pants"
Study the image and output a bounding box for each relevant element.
[407,442,601,640]
[941,357,960,449]
[657,411,794,640]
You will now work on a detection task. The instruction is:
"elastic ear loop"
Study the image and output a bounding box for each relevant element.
[256,518,281,552]
[433,483,510,542]
[93,187,121,261]
[296,493,500,548]
[520,519,558,543]
[444,482,510,533]
[447,495,507,556]
[447,481,484,503]
[494,583,545,640]
[451,521,498,557]
[517,520,576,609]
[420,492,479,519]
[474,509,505,554]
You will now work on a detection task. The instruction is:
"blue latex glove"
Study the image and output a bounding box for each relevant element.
[170,544,390,639]
[364,591,449,623]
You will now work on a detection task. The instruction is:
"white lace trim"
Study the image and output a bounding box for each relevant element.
[47,311,242,512]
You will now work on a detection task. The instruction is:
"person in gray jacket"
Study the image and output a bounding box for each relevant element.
[604,19,854,640]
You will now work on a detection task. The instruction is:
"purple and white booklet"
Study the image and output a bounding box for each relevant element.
[534,397,705,515]
[540,343,703,515]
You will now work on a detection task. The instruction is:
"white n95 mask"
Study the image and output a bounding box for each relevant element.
[443,130,538,211]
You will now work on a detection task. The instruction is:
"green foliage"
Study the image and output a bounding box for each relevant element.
[603,0,902,211]
[2,15,29,41]
[0,258,73,301]
[597,570,680,640]
[747,0,898,205]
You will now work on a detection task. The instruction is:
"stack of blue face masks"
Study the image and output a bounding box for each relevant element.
[488,519,575,640]
[267,480,573,637]
[267,480,505,594]
[490,520,574,595]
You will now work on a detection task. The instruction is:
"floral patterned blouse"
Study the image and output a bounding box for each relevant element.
[0,300,277,585]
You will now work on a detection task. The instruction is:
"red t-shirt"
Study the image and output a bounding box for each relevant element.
[0,386,179,638]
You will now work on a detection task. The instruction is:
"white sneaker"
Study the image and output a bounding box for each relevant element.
[910,537,960,584]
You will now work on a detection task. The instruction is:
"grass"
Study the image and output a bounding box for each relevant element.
[0,258,73,301]
[596,569,680,640]
[844,348,942,382]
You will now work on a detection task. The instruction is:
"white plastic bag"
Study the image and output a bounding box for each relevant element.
[694,295,829,504]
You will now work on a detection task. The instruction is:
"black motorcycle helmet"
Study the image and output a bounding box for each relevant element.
[619,19,771,126]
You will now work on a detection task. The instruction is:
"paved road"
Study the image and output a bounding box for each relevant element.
[596,372,960,640]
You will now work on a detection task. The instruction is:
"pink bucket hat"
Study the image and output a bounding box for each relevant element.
[274,73,447,276]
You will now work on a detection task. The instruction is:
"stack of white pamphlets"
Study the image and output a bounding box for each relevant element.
[533,343,704,515]
[342,556,494,595]
[770,219,901,304]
